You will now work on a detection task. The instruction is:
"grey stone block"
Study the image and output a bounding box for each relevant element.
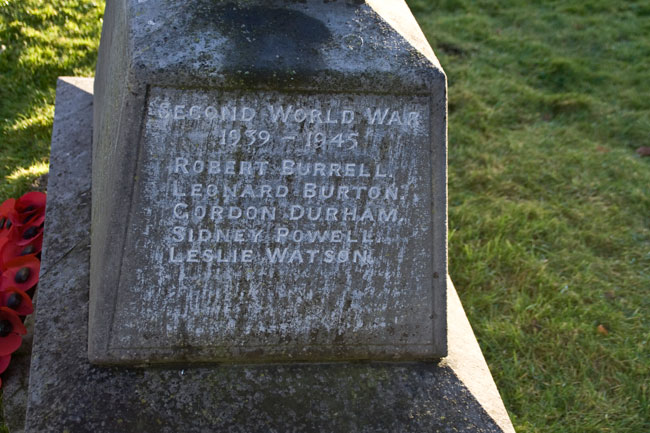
[19,77,515,433]
[90,0,448,364]
[2,342,31,433]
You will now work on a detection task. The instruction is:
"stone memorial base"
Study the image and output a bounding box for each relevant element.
[4,78,515,433]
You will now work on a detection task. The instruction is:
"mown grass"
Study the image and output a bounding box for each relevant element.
[409,0,650,432]
[0,0,102,200]
[0,1,649,432]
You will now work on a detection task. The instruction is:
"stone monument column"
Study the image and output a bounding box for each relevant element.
[90,0,448,365]
[14,1,516,432]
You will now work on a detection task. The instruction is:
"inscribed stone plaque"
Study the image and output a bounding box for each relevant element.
[100,88,437,362]
[89,0,448,364]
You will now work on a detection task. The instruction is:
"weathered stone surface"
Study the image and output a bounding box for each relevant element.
[2,353,29,433]
[22,77,515,433]
[2,313,32,433]
[38,77,92,276]
[90,0,448,364]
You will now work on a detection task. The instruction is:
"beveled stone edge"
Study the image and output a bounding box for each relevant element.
[445,276,516,433]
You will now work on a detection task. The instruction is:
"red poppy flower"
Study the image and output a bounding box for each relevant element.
[15,192,46,228]
[1,288,33,316]
[0,255,40,292]
[0,199,18,239]
[15,224,43,247]
[0,223,18,244]
[0,307,27,356]
[16,212,45,228]
[15,192,46,214]
[0,354,10,375]
[0,199,16,218]
[0,234,43,265]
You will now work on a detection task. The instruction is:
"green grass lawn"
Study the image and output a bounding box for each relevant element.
[0,0,101,199]
[1,1,649,432]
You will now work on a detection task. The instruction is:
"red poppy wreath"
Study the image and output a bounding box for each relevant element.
[0,191,45,387]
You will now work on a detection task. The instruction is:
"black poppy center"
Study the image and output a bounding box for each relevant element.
[0,320,13,338]
[22,226,38,240]
[0,217,5,229]
[14,267,31,284]
[6,293,22,310]
[20,245,35,256]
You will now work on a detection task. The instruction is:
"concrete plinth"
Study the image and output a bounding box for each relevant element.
[11,77,515,433]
